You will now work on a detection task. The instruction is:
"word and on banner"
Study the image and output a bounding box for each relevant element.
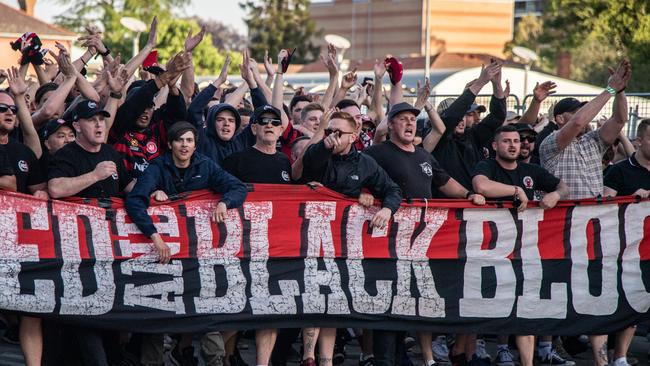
[0,185,649,334]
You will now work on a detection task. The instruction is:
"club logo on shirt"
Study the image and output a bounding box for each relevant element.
[420,162,433,177]
[281,171,290,182]
[17,160,28,173]
[523,176,534,189]
[350,175,359,181]
[130,138,139,147]
[146,141,158,154]
[111,172,119,180]
[87,101,97,109]
[482,147,491,159]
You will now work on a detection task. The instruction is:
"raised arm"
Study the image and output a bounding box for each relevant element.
[180,26,206,105]
[249,58,272,102]
[519,81,556,125]
[124,16,158,78]
[272,49,290,129]
[263,50,275,88]
[332,68,357,107]
[7,67,41,158]
[368,59,387,122]
[31,47,77,128]
[320,44,339,109]
[187,56,230,126]
[599,62,632,145]
[103,64,129,139]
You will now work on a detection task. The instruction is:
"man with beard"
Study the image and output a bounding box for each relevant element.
[109,51,191,177]
[364,102,485,366]
[516,124,538,164]
[471,125,568,366]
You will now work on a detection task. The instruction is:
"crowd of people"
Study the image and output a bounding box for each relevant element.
[0,14,647,366]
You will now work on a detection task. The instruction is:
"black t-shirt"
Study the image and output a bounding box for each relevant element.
[49,142,132,199]
[3,140,46,194]
[473,158,560,201]
[0,145,14,176]
[364,141,450,199]
[222,146,292,184]
[604,153,650,196]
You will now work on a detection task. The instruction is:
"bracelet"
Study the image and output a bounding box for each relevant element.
[99,47,110,57]
[109,91,123,99]
[605,86,616,96]
[465,191,472,199]
[513,186,519,198]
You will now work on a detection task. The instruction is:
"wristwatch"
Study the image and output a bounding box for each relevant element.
[99,47,111,57]
[109,91,123,99]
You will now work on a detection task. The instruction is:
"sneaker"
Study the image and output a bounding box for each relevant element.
[359,356,376,366]
[301,358,317,366]
[475,339,492,362]
[432,336,451,363]
[538,349,575,366]
[552,338,574,362]
[404,335,417,351]
[495,348,515,366]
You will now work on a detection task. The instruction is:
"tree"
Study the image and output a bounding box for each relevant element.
[51,0,240,75]
[193,17,248,52]
[241,0,322,64]
[536,0,650,91]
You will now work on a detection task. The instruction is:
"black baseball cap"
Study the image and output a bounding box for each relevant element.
[388,102,420,120]
[69,99,110,122]
[553,98,587,117]
[252,104,282,123]
[515,123,537,135]
[40,118,74,140]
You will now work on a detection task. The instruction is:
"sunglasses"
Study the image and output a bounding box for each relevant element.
[520,136,536,143]
[324,128,354,137]
[256,117,282,127]
[0,104,17,115]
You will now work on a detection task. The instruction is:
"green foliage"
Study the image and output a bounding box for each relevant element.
[520,0,650,91]
[51,0,240,75]
[241,0,322,64]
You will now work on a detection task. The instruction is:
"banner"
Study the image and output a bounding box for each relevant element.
[1,185,649,335]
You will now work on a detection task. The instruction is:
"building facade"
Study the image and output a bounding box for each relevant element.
[309,0,515,60]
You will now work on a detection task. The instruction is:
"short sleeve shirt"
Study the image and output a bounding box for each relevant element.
[474,159,561,201]
[603,153,650,196]
[540,130,607,199]
[49,142,132,199]
[4,140,46,194]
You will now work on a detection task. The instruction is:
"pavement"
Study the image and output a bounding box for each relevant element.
[1,329,649,365]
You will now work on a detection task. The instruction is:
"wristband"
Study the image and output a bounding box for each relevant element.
[109,91,122,99]
[99,47,110,57]
[605,86,616,96]
[465,191,473,199]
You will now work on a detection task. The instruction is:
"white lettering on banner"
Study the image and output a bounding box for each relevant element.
[392,207,448,317]
[570,205,619,316]
[54,202,116,315]
[460,209,516,318]
[0,196,55,312]
[186,203,246,314]
[301,202,350,314]
[517,209,568,319]
[120,206,185,314]
[345,204,392,314]
[246,202,299,315]
[622,201,650,312]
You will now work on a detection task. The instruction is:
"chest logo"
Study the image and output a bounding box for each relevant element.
[111,172,119,180]
[17,160,28,172]
[350,174,359,181]
[146,141,158,154]
[420,162,433,177]
[130,138,139,147]
[523,176,534,189]
[281,171,290,181]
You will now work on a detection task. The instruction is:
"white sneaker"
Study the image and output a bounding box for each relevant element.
[496,348,515,366]
[431,336,451,363]
[476,339,492,361]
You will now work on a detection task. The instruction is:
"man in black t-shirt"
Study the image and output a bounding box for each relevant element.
[223,104,290,366]
[49,100,134,199]
[516,124,539,165]
[473,125,568,212]
[604,119,650,198]
[223,105,291,184]
[364,102,485,366]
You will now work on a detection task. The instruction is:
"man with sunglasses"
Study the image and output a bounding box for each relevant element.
[222,104,292,366]
[516,124,539,165]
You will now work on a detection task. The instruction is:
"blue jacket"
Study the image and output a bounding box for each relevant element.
[126,152,248,237]
[186,85,268,165]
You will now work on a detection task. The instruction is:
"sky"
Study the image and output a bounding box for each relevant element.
[0,0,248,35]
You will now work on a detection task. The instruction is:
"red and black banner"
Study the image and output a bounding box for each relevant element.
[1,185,649,334]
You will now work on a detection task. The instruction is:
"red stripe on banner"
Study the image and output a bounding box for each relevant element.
[641,216,650,260]
[538,207,568,260]
[586,219,596,261]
